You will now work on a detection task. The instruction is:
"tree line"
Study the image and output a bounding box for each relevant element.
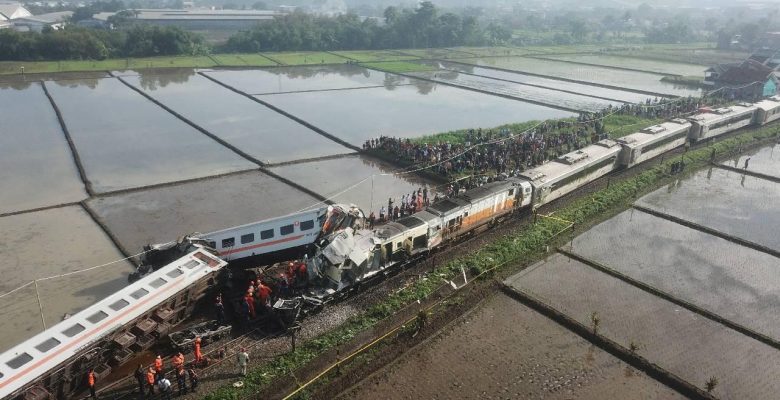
[222,2,511,52]
[0,2,513,61]
[0,25,207,61]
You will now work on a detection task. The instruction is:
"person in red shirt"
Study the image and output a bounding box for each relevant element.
[257,281,272,308]
[87,368,97,400]
[194,336,203,364]
[146,367,156,396]
[245,291,256,318]
[154,355,163,380]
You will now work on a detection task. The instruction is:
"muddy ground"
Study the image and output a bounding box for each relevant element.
[339,293,684,400]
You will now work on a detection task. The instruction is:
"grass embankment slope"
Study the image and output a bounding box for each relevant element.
[202,116,780,400]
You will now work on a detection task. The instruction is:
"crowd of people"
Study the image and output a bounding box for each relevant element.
[364,97,708,182]
[361,96,723,222]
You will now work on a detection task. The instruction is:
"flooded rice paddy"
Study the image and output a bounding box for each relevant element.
[85,171,319,254]
[420,60,654,103]
[202,64,409,95]
[0,83,87,214]
[269,155,437,215]
[541,54,708,77]
[45,77,254,193]
[258,83,575,146]
[507,254,780,400]
[566,209,780,342]
[636,167,780,251]
[0,206,135,352]
[727,143,780,180]
[122,73,352,164]
[409,69,622,112]
[342,293,684,400]
[455,56,702,97]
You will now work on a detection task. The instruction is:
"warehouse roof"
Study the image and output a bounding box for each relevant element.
[0,2,32,19]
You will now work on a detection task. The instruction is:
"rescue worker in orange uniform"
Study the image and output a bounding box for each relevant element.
[154,355,163,381]
[194,336,203,364]
[172,352,184,371]
[87,368,97,399]
[146,367,156,396]
[245,291,256,318]
[257,281,272,308]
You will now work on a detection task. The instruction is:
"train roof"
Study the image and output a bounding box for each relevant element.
[617,119,692,148]
[753,96,780,111]
[688,104,756,123]
[459,180,516,203]
[518,139,621,186]
[0,249,227,399]
[204,205,328,237]
[426,197,470,217]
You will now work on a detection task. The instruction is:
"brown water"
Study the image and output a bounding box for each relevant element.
[636,167,780,251]
[0,83,87,214]
[269,155,438,216]
[0,206,134,352]
[342,293,684,400]
[566,209,780,342]
[86,171,319,254]
[257,83,575,146]
[202,64,409,95]
[507,254,780,400]
[122,73,352,164]
[45,77,254,193]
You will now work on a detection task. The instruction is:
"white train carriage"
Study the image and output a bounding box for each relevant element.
[520,139,621,207]
[617,118,692,168]
[203,207,329,261]
[753,96,780,125]
[687,104,757,142]
[0,248,227,400]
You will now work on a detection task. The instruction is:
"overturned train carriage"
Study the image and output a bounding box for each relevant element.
[0,249,226,400]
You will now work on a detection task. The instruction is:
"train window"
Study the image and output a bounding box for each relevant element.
[35,338,61,353]
[62,323,85,337]
[221,238,235,248]
[110,299,130,311]
[280,224,294,235]
[7,353,32,369]
[87,311,109,324]
[149,278,167,289]
[241,233,254,244]
[167,268,184,278]
[300,220,315,231]
[183,260,199,269]
[260,229,274,240]
[130,288,149,300]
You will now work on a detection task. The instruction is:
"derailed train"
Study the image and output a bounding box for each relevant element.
[2,96,779,400]
[302,96,780,300]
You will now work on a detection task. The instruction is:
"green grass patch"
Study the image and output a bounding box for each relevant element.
[602,114,662,139]
[201,122,780,400]
[449,46,531,57]
[211,53,279,67]
[360,61,436,74]
[125,56,216,69]
[331,50,420,62]
[395,48,473,59]
[261,51,349,66]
